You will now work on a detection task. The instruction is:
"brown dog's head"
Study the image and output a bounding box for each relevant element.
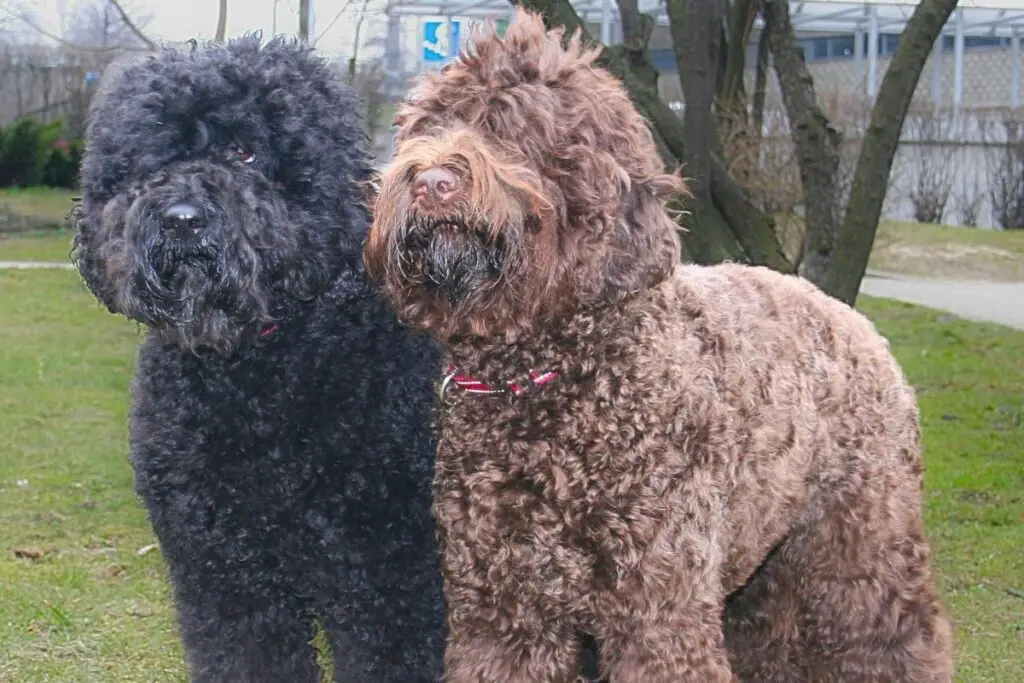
[366,10,686,343]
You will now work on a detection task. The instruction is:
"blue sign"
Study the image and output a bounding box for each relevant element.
[423,20,460,63]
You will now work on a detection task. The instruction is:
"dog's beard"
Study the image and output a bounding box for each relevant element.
[397,214,508,307]
[97,175,328,357]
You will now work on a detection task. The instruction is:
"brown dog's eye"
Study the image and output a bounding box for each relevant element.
[235,144,256,164]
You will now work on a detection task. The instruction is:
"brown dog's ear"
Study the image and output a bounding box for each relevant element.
[553,144,631,231]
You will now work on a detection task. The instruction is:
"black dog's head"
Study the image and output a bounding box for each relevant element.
[72,34,371,356]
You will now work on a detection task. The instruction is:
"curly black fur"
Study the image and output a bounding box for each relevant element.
[71,34,446,682]
[73,34,369,355]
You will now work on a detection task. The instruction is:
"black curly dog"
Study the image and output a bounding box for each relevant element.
[71,35,445,682]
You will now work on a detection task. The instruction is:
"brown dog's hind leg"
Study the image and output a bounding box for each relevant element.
[724,474,953,682]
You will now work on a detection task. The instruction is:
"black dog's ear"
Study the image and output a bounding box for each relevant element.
[69,200,121,315]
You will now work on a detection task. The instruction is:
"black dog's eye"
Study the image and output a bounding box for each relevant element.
[234,144,256,164]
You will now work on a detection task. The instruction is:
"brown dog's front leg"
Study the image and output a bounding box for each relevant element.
[602,602,736,683]
[443,617,581,683]
[598,494,737,683]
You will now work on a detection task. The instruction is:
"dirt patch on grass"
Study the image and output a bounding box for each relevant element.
[872,240,1024,281]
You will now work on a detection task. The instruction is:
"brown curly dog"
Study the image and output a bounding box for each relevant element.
[366,10,954,683]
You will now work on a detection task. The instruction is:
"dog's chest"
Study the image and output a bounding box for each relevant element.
[437,394,675,617]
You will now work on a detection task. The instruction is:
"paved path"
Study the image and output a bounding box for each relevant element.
[2,260,1021,331]
[860,272,1024,331]
[0,261,73,270]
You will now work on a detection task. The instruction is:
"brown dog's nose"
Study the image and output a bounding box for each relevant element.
[413,166,459,207]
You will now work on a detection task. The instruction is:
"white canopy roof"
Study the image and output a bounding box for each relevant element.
[384,0,1024,38]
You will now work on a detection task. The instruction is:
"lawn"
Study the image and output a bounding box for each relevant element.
[774,212,1024,282]
[4,189,1024,283]
[0,230,73,263]
[0,187,77,231]
[0,266,1021,681]
[870,220,1024,282]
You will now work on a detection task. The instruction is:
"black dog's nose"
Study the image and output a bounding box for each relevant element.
[162,201,206,237]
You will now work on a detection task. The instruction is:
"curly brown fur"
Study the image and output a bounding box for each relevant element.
[367,10,954,683]
[365,13,684,344]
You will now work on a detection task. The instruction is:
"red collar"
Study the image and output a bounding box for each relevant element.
[441,365,558,396]
[259,323,279,338]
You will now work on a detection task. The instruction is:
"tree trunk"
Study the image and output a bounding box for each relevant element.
[825,0,960,305]
[762,0,843,287]
[719,0,759,116]
[675,0,715,202]
[515,0,792,271]
[609,0,659,90]
[751,24,770,139]
[215,0,228,42]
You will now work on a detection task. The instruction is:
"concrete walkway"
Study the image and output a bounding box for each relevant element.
[2,260,1021,331]
[0,261,74,270]
[860,271,1024,331]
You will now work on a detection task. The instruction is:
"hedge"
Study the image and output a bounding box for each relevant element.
[0,116,83,190]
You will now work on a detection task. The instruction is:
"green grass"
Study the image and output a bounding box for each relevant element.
[0,187,76,227]
[775,213,1024,282]
[0,269,1021,681]
[857,297,1024,681]
[0,230,73,263]
[0,269,181,681]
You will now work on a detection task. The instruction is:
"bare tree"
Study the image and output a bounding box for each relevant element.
[0,0,156,133]
[823,0,959,303]
[988,114,1024,230]
[5,0,154,51]
[901,108,956,225]
[63,0,154,49]
[515,0,958,305]
[761,0,843,287]
[329,0,390,140]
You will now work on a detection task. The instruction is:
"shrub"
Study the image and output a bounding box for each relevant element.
[41,138,84,189]
[0,117,64,188]
[0,117,83,190]
[987,115,1024,230]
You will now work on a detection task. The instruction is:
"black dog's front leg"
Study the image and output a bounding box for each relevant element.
[323,558,446,683]
[168,570,320,683]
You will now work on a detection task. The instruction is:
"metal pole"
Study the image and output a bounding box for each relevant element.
[931,31,943,111]
[1013,30,1022,109]
[386,11,402,79]
[447,14,456,60]
[854,24,865,95]
[417,18,424,73]
[601,0,612,45]
[272,0,278,34]
[953,8,964,110]
[867,6,879,98]
[308,0,316,43]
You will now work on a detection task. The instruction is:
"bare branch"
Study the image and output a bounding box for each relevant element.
[11,8,146,53]
[107,0,155,49]
[317,0,359,43]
